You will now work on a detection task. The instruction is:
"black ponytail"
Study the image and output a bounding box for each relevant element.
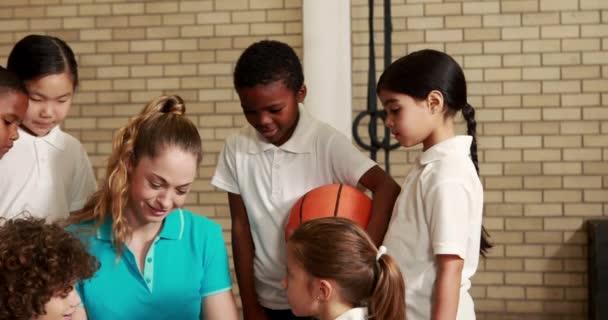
[462,102,492,256]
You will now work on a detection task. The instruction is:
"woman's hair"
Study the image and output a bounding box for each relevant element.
[288,217,405,320]
[0,66,27,96]
[233,40,304,93]
[0,217,98,320]
[7,34,78,88]
[377,49,492,255]
[66,95,202,256]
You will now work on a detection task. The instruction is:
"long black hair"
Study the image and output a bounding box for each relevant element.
[377,49,492,256]
[7,34,78,88]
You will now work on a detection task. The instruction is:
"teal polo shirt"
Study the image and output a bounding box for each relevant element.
[71,209,232,320]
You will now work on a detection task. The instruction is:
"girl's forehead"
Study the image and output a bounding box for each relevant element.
[25,72,75,95]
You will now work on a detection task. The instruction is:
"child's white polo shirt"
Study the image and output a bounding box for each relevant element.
[383,135,483,320]
[0,126,96,221]
[212,106,376,309]
[335,307,368,320]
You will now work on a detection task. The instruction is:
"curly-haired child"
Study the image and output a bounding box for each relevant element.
[0,217,98,320]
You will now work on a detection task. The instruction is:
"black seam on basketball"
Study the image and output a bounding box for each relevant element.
[299,192,308,224]
[333,184,344,217]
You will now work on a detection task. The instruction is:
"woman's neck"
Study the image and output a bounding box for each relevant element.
[124,208,164,244]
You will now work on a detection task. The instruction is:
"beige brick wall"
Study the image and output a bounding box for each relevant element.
[1,0,606,319]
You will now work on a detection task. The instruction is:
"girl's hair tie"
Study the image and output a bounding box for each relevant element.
[376,245,387,261]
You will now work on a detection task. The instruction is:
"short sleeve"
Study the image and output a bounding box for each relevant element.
[69,146,97,212]
[211,137,240,195]
[427,182,471,259]
[200,223,232,297]
[326,132,376,186]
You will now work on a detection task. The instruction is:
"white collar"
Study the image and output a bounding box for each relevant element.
[334,307,368,320]
[418,135,472,165]
[247,104,315,154]
[18,126,67,151]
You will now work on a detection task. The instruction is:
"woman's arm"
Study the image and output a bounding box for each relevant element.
[202,291,239,320]
[358,165,401,245]
[432,254,464,320]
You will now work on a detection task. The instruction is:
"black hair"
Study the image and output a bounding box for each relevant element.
[0,66,27,96]
[7,34,78,88]
[233,40,304,93]
[377,49,492,256]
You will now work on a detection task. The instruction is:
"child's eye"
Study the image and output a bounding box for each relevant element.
[269,107,282,114]
[29,97,43,102]
[176,189,188,195]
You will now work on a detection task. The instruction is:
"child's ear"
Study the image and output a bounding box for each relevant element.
[296,84,307,103]
[317,279,333,301]
[426,90,444,114]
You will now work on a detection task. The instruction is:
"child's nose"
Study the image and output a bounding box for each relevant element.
[40,102,53,117]
[258,113,272,125]
[384,117,393,128]
[281,277,287,289]
[9,126,19,141]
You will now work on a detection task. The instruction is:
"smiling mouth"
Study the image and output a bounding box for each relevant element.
[260,128,278,137]
[146,203,168,216]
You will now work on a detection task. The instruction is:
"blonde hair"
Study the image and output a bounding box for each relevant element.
[288,218,406,320]
[67,95,202,257]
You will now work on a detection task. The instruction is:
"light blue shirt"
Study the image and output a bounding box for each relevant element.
[71,209,232,320]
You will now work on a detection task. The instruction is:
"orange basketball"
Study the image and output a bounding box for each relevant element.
[285,184,372,240]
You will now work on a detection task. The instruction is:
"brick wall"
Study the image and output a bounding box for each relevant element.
[1,0,606,319]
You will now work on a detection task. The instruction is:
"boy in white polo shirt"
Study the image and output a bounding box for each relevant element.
[0,35,96,220]
[212,40,400,320]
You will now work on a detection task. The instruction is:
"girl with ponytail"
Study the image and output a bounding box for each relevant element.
[67,95,238,320]
[377,49,491,320]
[285,217,405,320]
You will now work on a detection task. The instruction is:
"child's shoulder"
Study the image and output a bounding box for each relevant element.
[422,154,479,189]
[56,128,87,151]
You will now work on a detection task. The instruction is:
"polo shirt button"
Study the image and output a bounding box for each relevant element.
[147,257,152,263]
[145,278,151,283]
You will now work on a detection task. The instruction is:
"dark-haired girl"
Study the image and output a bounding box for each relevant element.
[378,49,491,320]
[0,35,96,221]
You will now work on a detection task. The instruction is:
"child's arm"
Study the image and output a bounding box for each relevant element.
[358,165,401,245]
[228,193,269,320]
[432,254,464,320]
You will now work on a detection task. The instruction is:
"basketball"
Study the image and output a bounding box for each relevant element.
[285,184,372,240]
